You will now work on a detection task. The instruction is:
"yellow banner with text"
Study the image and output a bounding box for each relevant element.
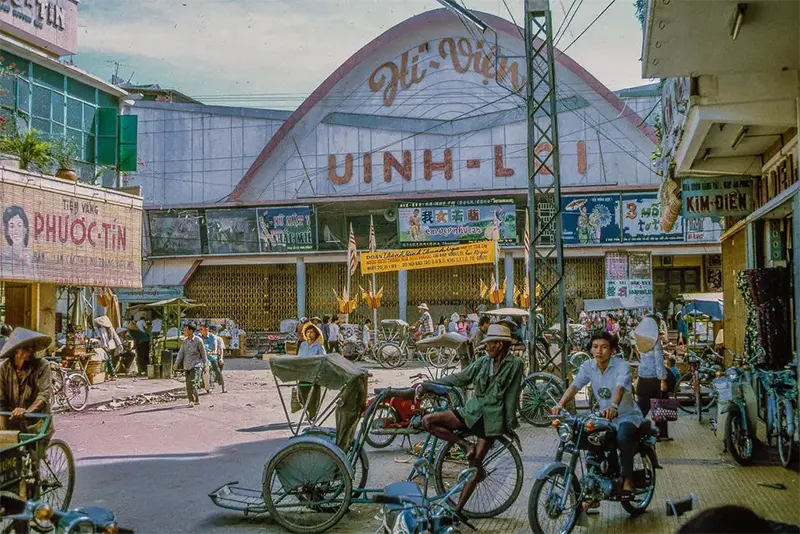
[361,241,495,275]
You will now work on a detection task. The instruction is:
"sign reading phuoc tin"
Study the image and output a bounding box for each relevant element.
[397,199,516,248]
[0,0,77,57]
[682,177,753,218]
[0,172,142,287]
[361,240,495,275]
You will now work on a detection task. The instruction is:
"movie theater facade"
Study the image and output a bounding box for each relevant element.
[136,10,722,330]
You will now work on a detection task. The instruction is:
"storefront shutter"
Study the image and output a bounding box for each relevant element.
[96,108,117,165]
[118,114,138,171]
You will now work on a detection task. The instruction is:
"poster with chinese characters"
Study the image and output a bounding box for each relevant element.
[605,253,628,300]
[397,199,517,248]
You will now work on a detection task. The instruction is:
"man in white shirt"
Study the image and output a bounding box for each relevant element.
[552,331,646,502]
[328,316,341,353]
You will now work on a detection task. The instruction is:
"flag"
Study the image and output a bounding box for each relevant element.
[347,223,358,277]
[369,215,376,253]
[479,279,488,298]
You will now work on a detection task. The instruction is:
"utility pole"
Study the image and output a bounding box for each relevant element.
[525,0,567,381]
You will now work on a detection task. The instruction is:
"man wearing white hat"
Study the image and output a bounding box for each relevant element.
[0,328,53,438]
[417,323,524,513]
[411,303,434,341]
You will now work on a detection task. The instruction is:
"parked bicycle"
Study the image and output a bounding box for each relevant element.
[713,357,758,466]
[674,351,721,421]
[47,359,89,413]
[375,320,459,369]
[753,363,798,468]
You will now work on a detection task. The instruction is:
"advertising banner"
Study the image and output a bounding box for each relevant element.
[0,176,142,287]
[206,209,260,254]
[562,195,621,245]
[604,253,628,300]
[684,216,723,243]
[626,252,653,309]
[361,240,495,275]
[116,285,184,303]
[397,199,516,248]
[256,206,314,252]
[622,193,683,242]
[149,211,202,256]
[682,176,753,218]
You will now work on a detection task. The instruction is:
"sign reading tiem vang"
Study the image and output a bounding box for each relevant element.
[682,176,753,218]
[361,240,495,275]
[0,169,142,287]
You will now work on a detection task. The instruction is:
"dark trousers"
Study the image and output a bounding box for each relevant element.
[637,376,668,438]
[185,368,200,403]
[208,355,225,388]
[609,422,647,480]
[328,341,340,353]
[135,342,150,373]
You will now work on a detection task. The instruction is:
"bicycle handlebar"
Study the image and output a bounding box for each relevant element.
[0,411,51,447]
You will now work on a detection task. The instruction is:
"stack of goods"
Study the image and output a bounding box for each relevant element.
[738,268,793,370]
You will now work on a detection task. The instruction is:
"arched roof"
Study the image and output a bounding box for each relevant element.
[229,8,656,202]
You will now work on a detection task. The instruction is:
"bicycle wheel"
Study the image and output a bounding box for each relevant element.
[38,439,75,511]
[263,441,352,533]
[376,342,405,369]
[425,347,456,368]
[364,404,399,449]
[777,398,794,468]
[64,374,89,412]
[568,351,591,375]
[519,373,564,427]
[674,373,714,415]
[434,435,523,519]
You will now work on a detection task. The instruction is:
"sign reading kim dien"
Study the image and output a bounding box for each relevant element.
[682,177,752,218]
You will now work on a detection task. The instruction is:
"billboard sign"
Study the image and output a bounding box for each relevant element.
[682,176,753,218]
[562,194,621,245]
[206,209,260,255]
[149,211,202,257]
[256,206,314,252]
[397,199,517,248]
[622,193,683,242]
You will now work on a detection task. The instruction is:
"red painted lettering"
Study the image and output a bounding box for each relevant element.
[424,149,452,180]
[70,218,86,245]
[494,145,514,178]
[364,153,372,184]
[34,213,44,240]
[384,151,412,182]
[328,154,353,185]
[117,225,126,251]
[577,140,587,175]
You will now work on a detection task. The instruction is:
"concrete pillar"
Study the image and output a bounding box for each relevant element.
[505,252,514,306]
[296,257,306,320]
[398,270,408,322]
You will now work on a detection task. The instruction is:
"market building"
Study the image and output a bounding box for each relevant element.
[641,0,798,362]
[0,0,143,338]
[133,9,723,332]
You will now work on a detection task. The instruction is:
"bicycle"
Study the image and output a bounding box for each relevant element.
[47,358,90,412]
[674,352,721,421]
[753,364,798,468]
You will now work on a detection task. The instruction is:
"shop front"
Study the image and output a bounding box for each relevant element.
[0,164,143,339]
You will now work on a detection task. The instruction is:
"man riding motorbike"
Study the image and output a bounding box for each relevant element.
[417,324,524,513]
[552,331,646,506]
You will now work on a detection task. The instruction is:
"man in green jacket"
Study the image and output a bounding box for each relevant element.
[418,323,524,513]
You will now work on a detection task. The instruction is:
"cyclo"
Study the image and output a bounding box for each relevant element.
[0,413,75,513]
[208,352,523,533]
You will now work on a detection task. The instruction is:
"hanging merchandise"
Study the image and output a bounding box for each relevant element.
[738,268,793,370]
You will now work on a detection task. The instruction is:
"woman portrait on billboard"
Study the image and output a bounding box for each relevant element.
[1,205,31,267]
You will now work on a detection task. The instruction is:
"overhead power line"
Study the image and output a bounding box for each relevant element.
[561,0,617,53]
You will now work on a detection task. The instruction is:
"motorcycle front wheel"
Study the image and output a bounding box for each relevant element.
[528,464,581,534]
[725,408,755,466]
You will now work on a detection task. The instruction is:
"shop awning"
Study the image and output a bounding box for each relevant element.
[680,292,723,303]
[680,300,723,321]
[583,298,627,312]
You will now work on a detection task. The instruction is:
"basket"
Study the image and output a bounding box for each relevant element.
[650,397,680,422]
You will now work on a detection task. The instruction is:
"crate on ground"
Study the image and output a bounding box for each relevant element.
[89,372,105,385]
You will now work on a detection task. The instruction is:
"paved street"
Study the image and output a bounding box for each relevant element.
[54,359,799,533]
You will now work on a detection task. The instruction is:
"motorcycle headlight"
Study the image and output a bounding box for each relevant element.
[31,504,54,531]
[392,512,414,534]
[557,422,573,443]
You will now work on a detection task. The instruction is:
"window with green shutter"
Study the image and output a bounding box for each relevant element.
[96,108,117,166]
[118,114,137,171]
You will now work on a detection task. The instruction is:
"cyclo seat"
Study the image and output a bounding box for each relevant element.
[80,507,116,524]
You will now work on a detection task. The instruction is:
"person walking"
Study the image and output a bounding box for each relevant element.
[200,325,227,393]
[635,315,670,440]
[328,316,341,353]
[173,324,207,407]
[321,316,331,351]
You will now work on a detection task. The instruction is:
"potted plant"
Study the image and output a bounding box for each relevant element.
[50,136,79,181]
[0,128,52,172]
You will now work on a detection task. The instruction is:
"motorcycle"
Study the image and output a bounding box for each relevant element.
[713,360,758,466]
[0,492,132,534]
[375,459,476,534]
[527,411,658,534]
[363,368,464,449]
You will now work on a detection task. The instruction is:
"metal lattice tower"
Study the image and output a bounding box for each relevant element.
[525,0,568,380]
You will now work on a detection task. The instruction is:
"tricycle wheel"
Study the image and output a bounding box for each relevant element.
[263,441,352,533]
[38,439,75,511]
[352,446,369,498]
[376,342,405,369]
[364,404,399,449]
